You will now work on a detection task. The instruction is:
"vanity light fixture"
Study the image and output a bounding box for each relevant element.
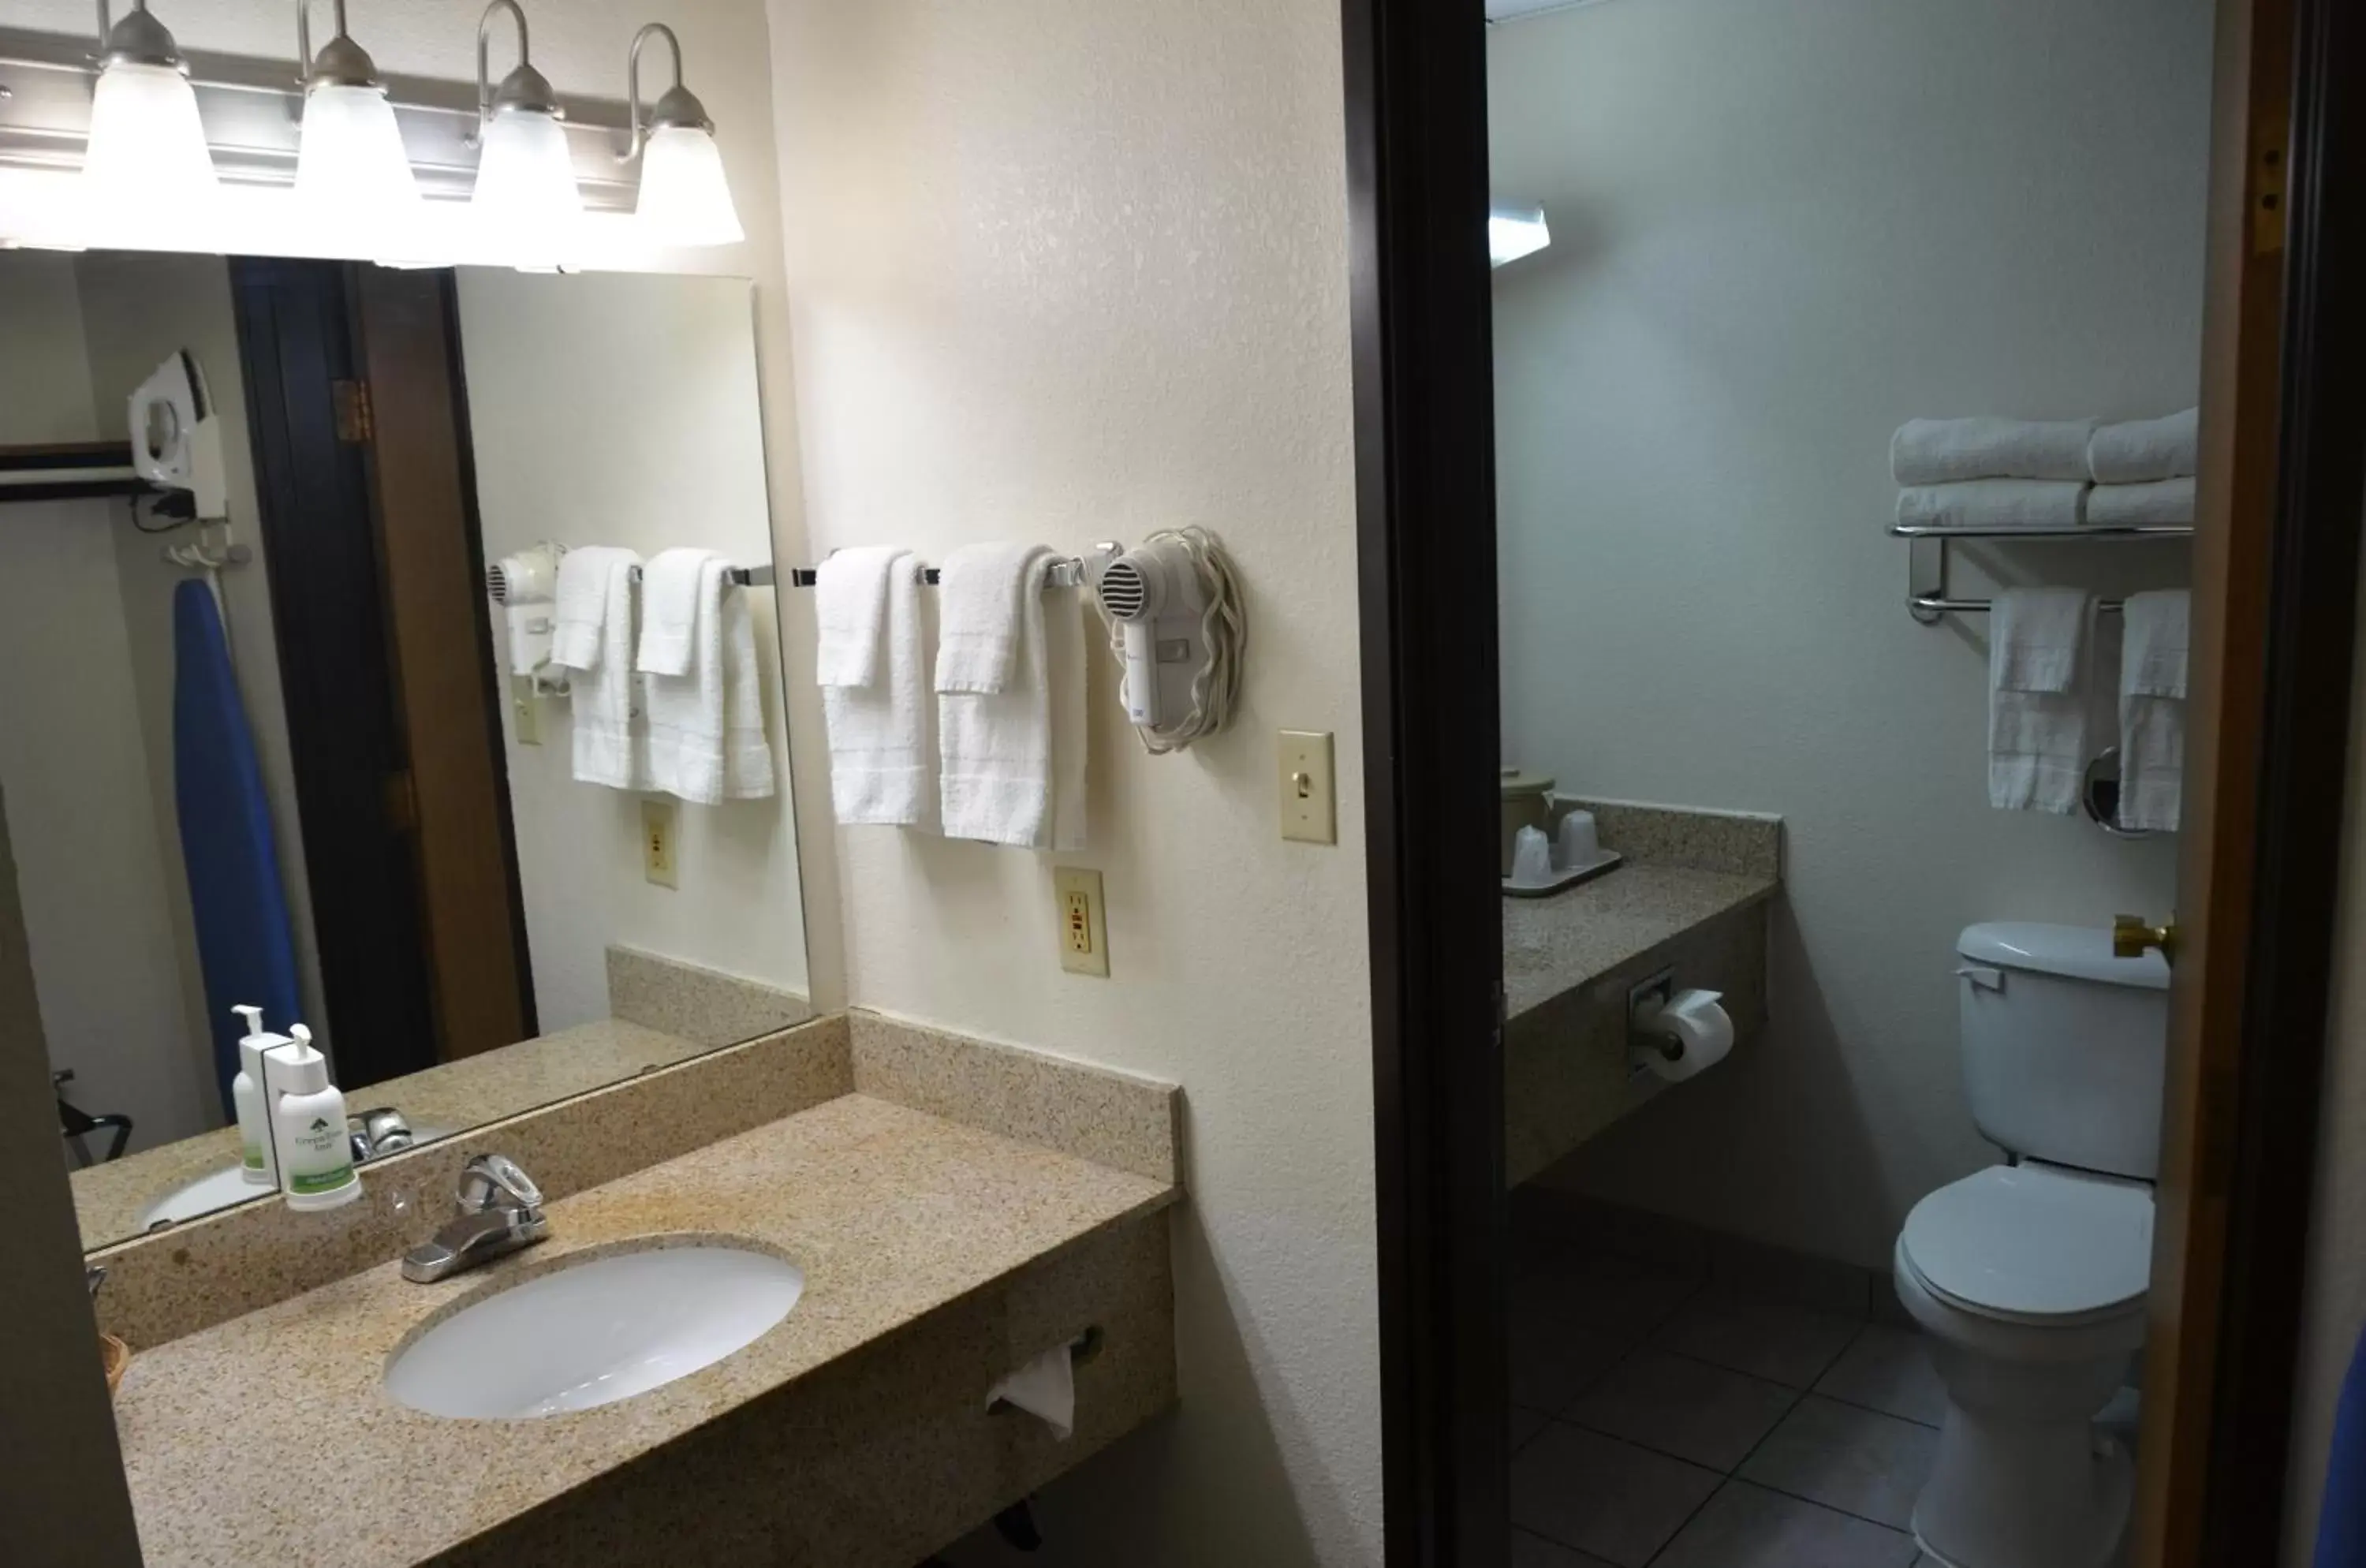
[82,2,219,235]
[468,0,582,259]
[618,23,743,247]
[1488,199,1552,268]
[293,1,424,257]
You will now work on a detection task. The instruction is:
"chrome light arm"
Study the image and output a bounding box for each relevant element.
[616,21,710,165]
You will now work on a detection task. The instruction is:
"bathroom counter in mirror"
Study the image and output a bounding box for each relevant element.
[70,1019,710,1245]
[111,1090,1179,1568]
[1504,801,1782,1186]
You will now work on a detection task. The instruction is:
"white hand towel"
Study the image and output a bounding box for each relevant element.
[549,547,645,790]
[939,550,1088,849]
[1897,480,2090,531]
[551,543,629,673]
[987,1343,1075,1439]
[819,549,931,826]
[2118,591,2189,833]
[813,546,902,689]
[935,542,1040,694]
[636,547,722,678]
[2088,407,2199,483]
[1989,588,2093,814]
[1890,417,2097,485]
[2086,476,2196,528]
[646,558,775,805]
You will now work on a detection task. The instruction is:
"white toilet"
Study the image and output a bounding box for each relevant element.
[1894,922,2170,1568]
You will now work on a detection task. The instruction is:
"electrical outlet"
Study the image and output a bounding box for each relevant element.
[642,798,677,888]
[1054,866,1109,977]
[511,676,540,746]
[1278,730,1337,844]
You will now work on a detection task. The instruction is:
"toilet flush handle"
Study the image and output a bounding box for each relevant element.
[1956,964,2004,991]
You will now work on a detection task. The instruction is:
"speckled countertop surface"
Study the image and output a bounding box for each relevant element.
[73,1019,709,1248]
[115,1092,1175,1568]
[1503,862,1778,1019]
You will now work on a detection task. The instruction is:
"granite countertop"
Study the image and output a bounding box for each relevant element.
[72,1019,711,1248]
[1503,861,1779,1020]
[113,1092,1177,1568]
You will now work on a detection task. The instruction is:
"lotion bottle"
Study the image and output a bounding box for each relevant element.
[265,1025,360,1211]
[229,1004,289,1188]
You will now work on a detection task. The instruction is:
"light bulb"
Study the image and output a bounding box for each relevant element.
[472,106,581,264]
[635,124,742,247]
[1487,202,1551,269]
[296,84,424,259]
[82,61,219,244]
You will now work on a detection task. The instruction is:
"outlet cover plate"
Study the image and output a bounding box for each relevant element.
[1279,730,1337,844]
[1054,866,1110,977]
[642,798,678,888]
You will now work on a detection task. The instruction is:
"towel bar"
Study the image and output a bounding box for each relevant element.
[786,557,1092,589]
[1891,521,2192,624]
[624,563,774,588]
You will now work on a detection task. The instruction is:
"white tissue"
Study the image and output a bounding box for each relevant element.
[1636,988,1734,1082]
[987,1344,1075,1439]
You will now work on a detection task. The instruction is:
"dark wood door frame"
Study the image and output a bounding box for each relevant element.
[1342,0,2366,1561]
[1340,0,1508,1563]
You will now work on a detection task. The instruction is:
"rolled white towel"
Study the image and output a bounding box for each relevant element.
[2088,407,2198,483]
[1897,479,2089,531]
[1890,417,2097,485]
[2086,476,2194,528]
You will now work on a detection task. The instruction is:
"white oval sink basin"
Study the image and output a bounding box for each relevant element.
[384,1244,804,1419]
[137,1126,454,1229]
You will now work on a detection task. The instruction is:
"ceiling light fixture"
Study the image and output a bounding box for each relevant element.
[468,0,581,263]
[293,1,423,258]
[82,2,218,240]
[618,23,742,248]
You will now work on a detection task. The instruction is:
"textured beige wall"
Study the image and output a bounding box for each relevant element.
[763,0,1378,1560]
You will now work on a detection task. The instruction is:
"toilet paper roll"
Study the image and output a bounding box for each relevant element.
[1638,988,1734,1082]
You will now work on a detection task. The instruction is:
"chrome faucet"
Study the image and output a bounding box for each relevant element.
[349,1105,418,1163]
[401,1154,549,1283]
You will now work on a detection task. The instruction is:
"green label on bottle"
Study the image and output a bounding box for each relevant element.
[289,1165,355,1196]
[242,1144,266,1171]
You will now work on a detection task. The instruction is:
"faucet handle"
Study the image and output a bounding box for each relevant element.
[457,1153,542,1215]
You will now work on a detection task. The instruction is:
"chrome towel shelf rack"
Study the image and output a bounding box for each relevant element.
[1892,521,2193,623]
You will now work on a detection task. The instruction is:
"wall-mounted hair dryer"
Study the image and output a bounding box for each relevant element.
[1092,528,1245,753]
[486,543,567,693]
[129,349,228,521]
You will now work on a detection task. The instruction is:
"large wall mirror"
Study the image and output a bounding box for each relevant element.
[0,252,810,1250]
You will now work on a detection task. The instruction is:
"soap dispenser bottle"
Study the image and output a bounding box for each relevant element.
[230,1004,290,1188]
[265,1025,360,1211]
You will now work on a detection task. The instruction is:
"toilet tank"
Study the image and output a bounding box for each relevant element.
[1957,922,2172,1178]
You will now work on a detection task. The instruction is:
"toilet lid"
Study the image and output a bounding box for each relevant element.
[1901,1164,2153,1320]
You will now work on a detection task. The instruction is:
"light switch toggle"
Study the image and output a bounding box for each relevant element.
[1278,730,1336,844]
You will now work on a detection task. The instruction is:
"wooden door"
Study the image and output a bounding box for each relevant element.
[347,268,535,1062]
[2135,0,2366,1556]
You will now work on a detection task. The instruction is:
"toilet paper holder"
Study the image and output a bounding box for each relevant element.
[1627,969,1681,1077]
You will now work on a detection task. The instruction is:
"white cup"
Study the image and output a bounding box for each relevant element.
[1555,811,1600,870]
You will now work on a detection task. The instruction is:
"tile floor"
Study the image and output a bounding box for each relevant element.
[1509,1219,1949,1568]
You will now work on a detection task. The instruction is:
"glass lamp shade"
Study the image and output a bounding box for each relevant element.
[471,106,582,262]
[1487,202,1551,269]
[635,124,743,247]
[82,62,220,237]
[296,84,424,257]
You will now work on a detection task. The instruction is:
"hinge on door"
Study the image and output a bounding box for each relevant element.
[333,379,374,443]
[2252,114,2289,256]
[384,769,418,832]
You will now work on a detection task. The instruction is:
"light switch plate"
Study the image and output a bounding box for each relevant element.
[642,798,677,888]
[1054,866,1110,977]
[1278,730,1337,844]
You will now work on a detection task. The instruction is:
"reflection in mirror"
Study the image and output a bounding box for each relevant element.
[0,253,809,1250]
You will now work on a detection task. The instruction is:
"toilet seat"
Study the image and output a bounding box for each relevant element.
[1900,1163,2152,1325]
